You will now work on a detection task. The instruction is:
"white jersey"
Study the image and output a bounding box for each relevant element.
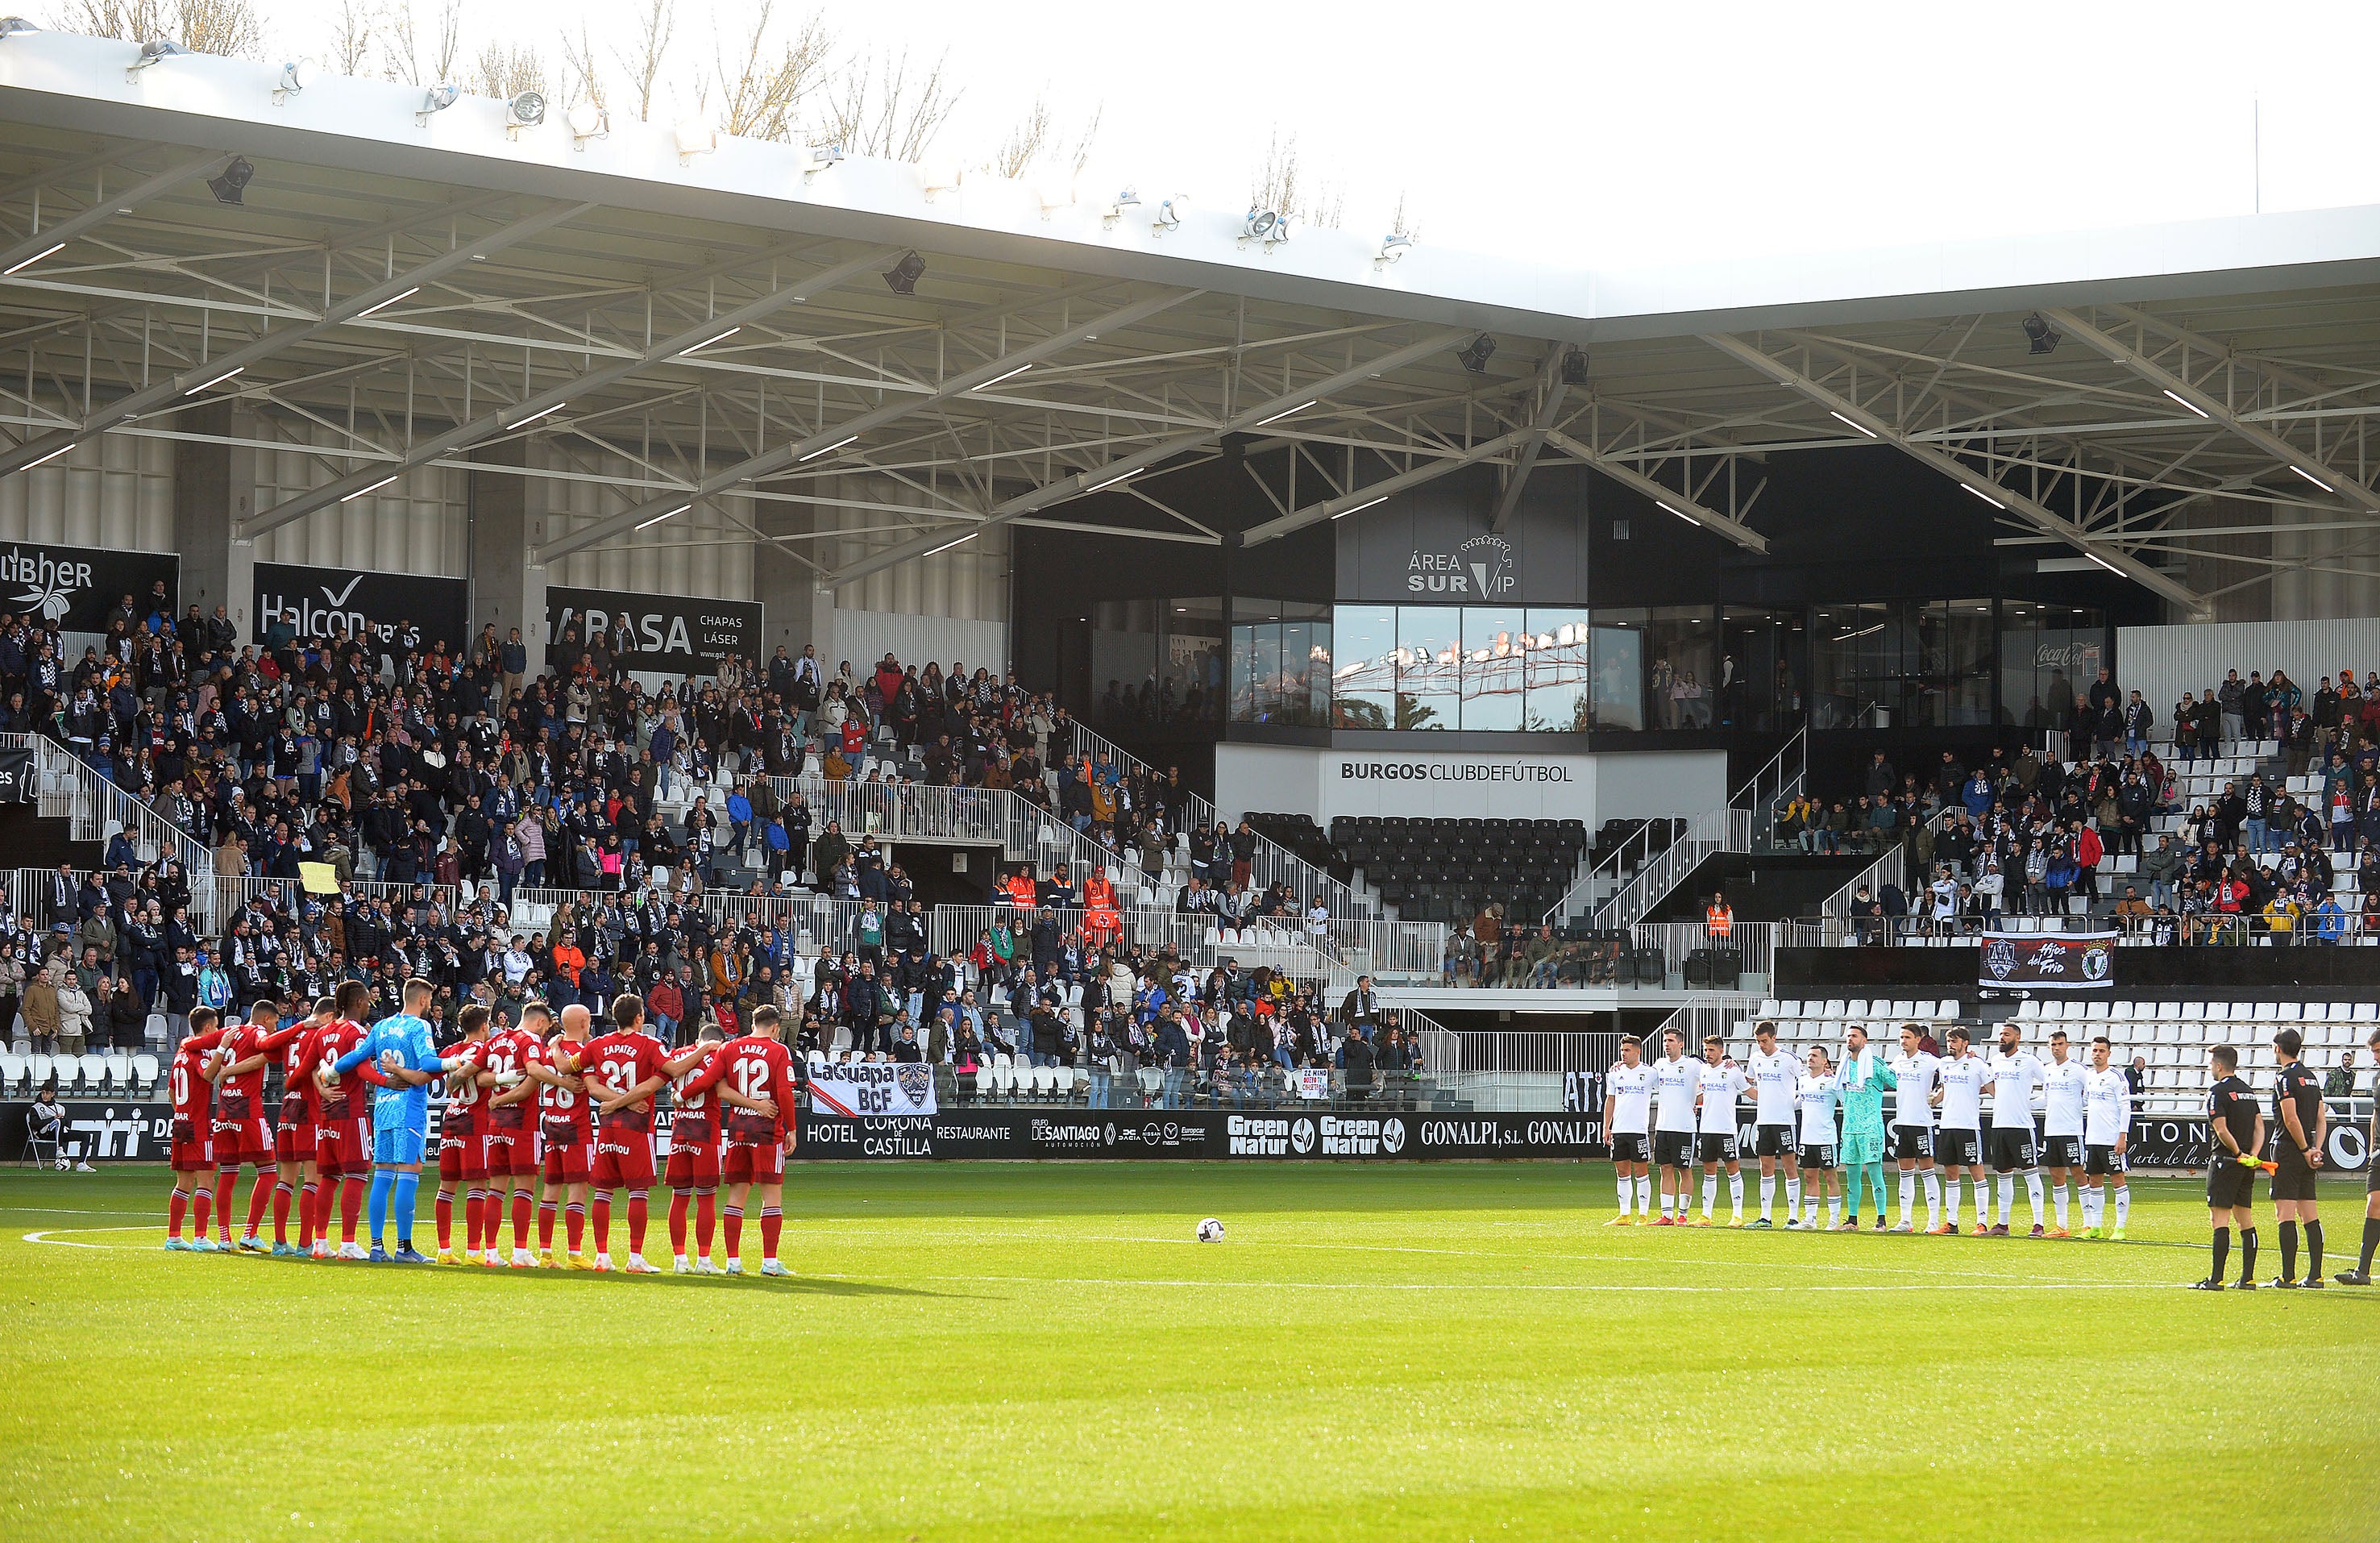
[2083,1067,2132,1146]
[1746,1047,1799,1126]
[1987,1049,2047,1129]
[1937,1054,1988,1131]
[1606,1061,1654,1136]
[1888,1050,1941,1129]
[1796,1073,1841,1146]
[1651,1054,1701,1133]
[2041,1057,2090,1137]
[1696,1062,1749,1135]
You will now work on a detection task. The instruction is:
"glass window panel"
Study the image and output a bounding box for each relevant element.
[1331,605,1397,730]
[1161,597,1224,723]
[1249,624,1283,722]
[1942,600,1996,726]
[1721,607,1804,733]
[1228,623,1255,723]
[1646,605,1719,730]
[1591,612,1647,731]
[1460,607,1526,731]
[1279,621,1317,726]
[1395,607,1460,730]
[1524,609,1593,732]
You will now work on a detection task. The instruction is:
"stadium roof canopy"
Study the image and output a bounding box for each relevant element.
[11,30,2380,613]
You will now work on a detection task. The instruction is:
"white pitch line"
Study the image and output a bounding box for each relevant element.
[21,1226,160,1249]
[910,1272,2190,1295]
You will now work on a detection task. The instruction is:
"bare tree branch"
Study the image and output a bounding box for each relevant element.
[826,48,958,163]
[558,19,606,110]
[1252,126,1343,229]
[330,0,377,77]
[173,0,261,59]
[471,40,546,102]
[62,0,171,44]
[613,0,673,123]
[708,0,831,143]
[386,0,460,85]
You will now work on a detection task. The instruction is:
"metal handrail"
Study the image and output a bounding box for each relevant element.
[1732,726,1806,851]
[1589,806,1752,930]
[1,731,221,925]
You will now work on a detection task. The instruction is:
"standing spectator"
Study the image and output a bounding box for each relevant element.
[22,959,59,1054]
[2325,1051,2359,1100]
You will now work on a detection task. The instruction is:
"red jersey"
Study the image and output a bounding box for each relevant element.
[539,1032,593,1142]
[214,1021,282,1124]
[480,1026,542,1128]
[667,1044,726,1146]
[441,1037,491,1133]
[577,1029,669,1133]
[286,1021,334,1124]
[691,1034,799,1144]
[314,1018,370,1121]
[168,1029,228,1127]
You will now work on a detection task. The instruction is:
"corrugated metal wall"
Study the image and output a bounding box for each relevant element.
[251,423,466,574]
[2270,504,2380,623]
[542,441,753,600]
[820,475,1007,625]
[0,431,173,551]
[2116,618,2380,725]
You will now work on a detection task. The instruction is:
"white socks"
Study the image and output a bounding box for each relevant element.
[1898,1174,1916,1227]
[1974,1179,1993,1224]
[2025,1172,2046,1226]
[1997,1176,2017,1226]
[1946,1183,1962,1228]
[2080,1187,2100,1227]
[1617,1177,1633,1216]
[1659,1190,1676,1220]
[2052,1183,2070,1229]
[1826,1196,1842,1227]
[1636,1176,1652,1214]
[1923,1171,1942,1229]
[1728,1174,1744,1221]
[2113,1187,2129,1228]
[1701,1175,1718,1219]
[1759,1173,1776,1220]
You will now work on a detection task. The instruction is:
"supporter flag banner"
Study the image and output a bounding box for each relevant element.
[809,1063,937,1119]
[298,862,339,894]
[0,745,34,803]
[252,562,471,671]
[546,586,764,675]
[0,540,178,634]
[1977,929,2117,995]
[1294,1069,1333,1100]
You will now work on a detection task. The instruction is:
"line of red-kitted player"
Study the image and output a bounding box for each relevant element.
[164,980,803,1275]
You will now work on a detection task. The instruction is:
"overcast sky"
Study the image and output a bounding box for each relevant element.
[250,0,2380,267]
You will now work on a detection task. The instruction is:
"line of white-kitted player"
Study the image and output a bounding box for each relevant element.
[1600,1020,2133,1234]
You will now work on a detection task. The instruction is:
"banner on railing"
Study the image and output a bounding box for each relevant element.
[808,1063,937,1118]
[1978,930,2117,995]
[0,747,33,804]
[1295,1069,1333,1100]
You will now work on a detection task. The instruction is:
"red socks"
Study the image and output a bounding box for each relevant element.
[538,1199,557,1250]
[435,1189,454,1250]
[244,1172,272,1237]
[272,1181,293,1245]
[193,1187,211,1237]
[168,1187,187,1239]
[297,1182,318,1249]
[760,1205,782,1262]
[565,1201,585,1254]
[696,1191,716,1255]
[212,1171,238,1239]
[626,1195,648,1256]
[590,1194,611,1255]
[721,1204,742,1258]
[669,1190,690,1254]
[340,1177,364,1242]
[513,1192,531,1250]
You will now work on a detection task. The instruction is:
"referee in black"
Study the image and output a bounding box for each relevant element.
[2267,1028,2326,1287]
[2341,1024,2380,1286]
[2193,1043,2264,1291]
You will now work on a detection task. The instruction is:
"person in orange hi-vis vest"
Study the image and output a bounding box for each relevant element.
[1705,892,1734,940]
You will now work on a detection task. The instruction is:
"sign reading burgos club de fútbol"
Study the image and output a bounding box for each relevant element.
[545,586,764,674]
[0,540,179,633]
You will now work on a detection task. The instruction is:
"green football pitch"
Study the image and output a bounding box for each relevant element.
[3,1164,2375,1542]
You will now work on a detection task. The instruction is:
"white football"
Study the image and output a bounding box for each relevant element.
[1196,1217,1225,1242]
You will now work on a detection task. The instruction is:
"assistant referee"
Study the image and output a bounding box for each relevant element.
[2266,1029,2326,1288]
[2341,1025,2380,1286]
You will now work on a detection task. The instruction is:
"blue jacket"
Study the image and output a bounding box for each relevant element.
[1155,1021,1191,1068]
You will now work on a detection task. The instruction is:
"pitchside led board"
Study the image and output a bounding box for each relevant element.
[251,562,471,672]
[545,586,764,676]
[1977,929,2118,997]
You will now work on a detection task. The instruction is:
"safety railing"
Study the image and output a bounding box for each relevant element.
[1817,844,1909,942]
[759,776,1010,848]
[1066,721,1376,919]
[1626,919,1825,982]
[1733,726,1805,853]
[1410,1025,1624,1075]
[214,875,459,920]
[2,732,220,925]
[1586,806,1752,930]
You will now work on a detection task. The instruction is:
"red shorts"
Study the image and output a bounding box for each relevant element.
[482,1128,538,1177]
[664,1138,721,1189]
[723,1139,786,1186]
[438,1124,488,1183]
[170,1127,214,1173]
[542,1137,592,1186]
[314,1116,370,1176]
[589,1127,656,1192]
[274,1120,314,1163]
[212,1118,272,1167]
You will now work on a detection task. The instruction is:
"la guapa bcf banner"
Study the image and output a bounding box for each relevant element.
[808,1062,937,1119]
[1978,930,2117,996]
